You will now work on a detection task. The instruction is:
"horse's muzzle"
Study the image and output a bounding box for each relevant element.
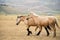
[16,23,18,25]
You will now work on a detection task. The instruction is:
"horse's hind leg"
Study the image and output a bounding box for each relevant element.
[53,27,56,37]
[53,26,56,37]
[27,26,32,36]
[47,25,51,30]
[44,27,49,36]
[51,24,56,37]
[36,26,42,36]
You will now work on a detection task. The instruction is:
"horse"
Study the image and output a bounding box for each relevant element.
[16,15,51,36]
[27,12,60,37]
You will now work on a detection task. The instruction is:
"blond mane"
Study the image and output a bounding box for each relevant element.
[30,11,39,16]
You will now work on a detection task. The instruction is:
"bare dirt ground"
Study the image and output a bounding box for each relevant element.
[0,15,60,40]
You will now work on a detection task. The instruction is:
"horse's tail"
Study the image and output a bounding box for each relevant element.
[55,19,60,29]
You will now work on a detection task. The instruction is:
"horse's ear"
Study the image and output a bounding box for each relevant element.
[17,16,20,18]
[17,16,23,18]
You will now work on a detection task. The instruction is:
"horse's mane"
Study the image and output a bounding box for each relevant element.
[30,12,39,16]
[17,16,26,18]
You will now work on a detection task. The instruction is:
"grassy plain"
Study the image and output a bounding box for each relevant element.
[0,15,60,40]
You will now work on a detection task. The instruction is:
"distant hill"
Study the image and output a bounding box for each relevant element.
[0,5,60,15]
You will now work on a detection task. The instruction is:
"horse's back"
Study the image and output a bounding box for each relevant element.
[36,16,56,26]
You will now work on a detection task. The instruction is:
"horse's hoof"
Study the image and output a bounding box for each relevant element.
[47,34,49,36]
[27,34,30,36]
[29,31,32,34]
[36,31,40,36]
[27,33,30,36]
[47,33,49,36]
[27,31,32,36]
[53,34,56,37]
[36,34,40,36]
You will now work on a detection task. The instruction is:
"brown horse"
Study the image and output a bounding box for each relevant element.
[27,12,60,37]
[16,15,51,36]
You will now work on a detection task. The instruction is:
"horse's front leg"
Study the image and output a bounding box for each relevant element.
[36,26,42,36]
[35,26,38,31]
[27,26,32,36]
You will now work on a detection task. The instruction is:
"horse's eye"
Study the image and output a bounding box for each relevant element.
[26,18,29,20]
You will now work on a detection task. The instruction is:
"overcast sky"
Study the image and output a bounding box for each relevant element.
[0,0,60,13]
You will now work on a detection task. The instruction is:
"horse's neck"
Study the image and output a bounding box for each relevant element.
[31,15,39,19]
[24,19,28,25]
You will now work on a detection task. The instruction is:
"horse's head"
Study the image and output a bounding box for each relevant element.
[16,16,26,25]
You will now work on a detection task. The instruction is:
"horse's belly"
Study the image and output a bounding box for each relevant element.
[29,23,37,26]
[40,21,49,26]
[28,21,37,26]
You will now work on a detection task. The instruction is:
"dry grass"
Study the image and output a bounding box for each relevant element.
[0,15,60,40]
